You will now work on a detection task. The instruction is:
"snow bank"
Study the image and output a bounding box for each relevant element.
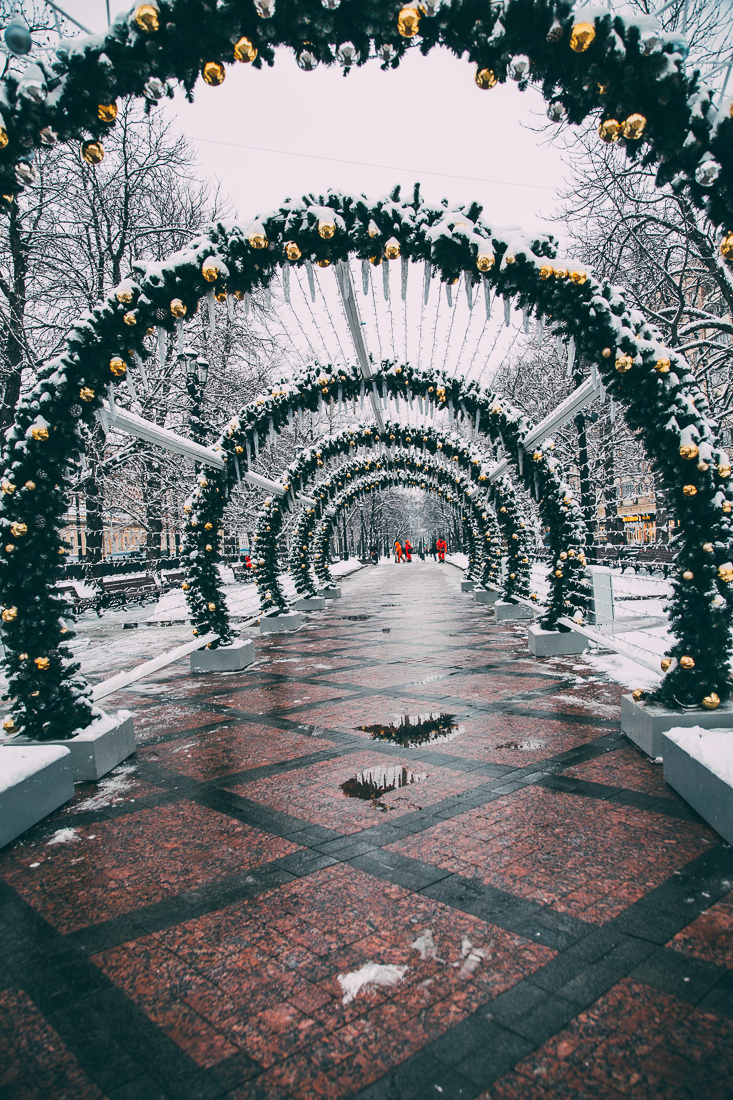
[0,745,70,792]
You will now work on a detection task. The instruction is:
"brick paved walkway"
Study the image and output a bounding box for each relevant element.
[2,562,732,1099]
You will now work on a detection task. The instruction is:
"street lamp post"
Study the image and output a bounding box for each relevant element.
[180,347,209,446]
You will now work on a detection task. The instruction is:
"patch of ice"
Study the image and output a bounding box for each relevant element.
[71,763,141,812]
[455,936,489,978]
[47,827,79,845]
[338,962,408,1005]
[411,929,440,961]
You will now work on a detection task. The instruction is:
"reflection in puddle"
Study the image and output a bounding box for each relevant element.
[340,765,426,810]
[341,615,371,621]
[358,712,459,748]
[495,738,546,750]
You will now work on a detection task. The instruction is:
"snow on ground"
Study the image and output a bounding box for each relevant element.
[581,650,662,692]
[338,963,408,1005]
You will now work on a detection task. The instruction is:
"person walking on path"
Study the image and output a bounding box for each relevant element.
[404,539,413,562]
[394,539,404,563]
[436,536,447,563]
[430,538,437,561]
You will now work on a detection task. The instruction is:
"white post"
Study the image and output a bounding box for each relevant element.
[587,565,614,625]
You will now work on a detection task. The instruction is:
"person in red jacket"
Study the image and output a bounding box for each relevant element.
[436,536,447,562]
[404,539,412,562]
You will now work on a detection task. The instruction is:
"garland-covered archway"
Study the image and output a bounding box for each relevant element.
[280,450,513,599]
[1,3,732,252]
[2,188,731,739]
[304,464,503,592]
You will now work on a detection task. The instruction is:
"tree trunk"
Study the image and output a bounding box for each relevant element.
[143,460,163,562]
[0,203,29,433]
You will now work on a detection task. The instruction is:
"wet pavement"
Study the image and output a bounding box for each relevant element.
[1,561,732,1099]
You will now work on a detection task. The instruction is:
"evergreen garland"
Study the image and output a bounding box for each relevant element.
[1,3,732,248]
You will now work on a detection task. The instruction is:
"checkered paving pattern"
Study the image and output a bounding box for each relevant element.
[1,562,731,1100]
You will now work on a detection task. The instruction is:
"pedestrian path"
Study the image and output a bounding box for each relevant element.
[1,562,732,1099]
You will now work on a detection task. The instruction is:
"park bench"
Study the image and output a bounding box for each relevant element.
[99,573,160,610]
[55,580,100,615]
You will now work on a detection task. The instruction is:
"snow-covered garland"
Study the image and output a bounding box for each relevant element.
[2,3,733,247]
[281,449,517,599]
[2,190,732,739]
[307,465,477,589]
[274,421,533,600]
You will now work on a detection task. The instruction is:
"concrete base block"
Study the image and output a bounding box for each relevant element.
[294,596,326,611]
[0,745,73,848]
[460,580,475,592]
[621,694,733,759]
[260,611,302,634]
[16,712,135,782]
[528,625,588,657]
[320,586,341,600]
[190,638,256,673]
[473,588,501,605]
[495,600,534,621]
[663,729,733,844]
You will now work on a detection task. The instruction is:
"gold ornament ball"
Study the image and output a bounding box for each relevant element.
[475,67,498,90]
[170,298,187,318]
[2,716,16,732]
[632,689,646,702]
[10,523,26,537]
[683,484,697,496]
[285,240,301,261]
[724,501,733,513]
[31,427,48,441]
[683,570,694,580]
[570,270,587,285]
[34,656,50,670]
[655,357,670,373]
[702,692,721,710]
[398,5,420,37]
[703,542,714,553]
[123,311,136,326]
[719,465,731,478]
[679,443,699,460]
[615,354,633,373]
[539,264,554,279]
[477,252,494,272]
[109,356,127,377]
[316,258,331,267]
[505,254,516,264]
[554,266,569,279]
[555,569,563,578]
[80,387,95,401]
[2,481,15,494]
[24,481,35,490]
[97,103,118,123]
[81,140,105,165]
[661,657,672,672]
[0,128,8,149]
[249,230,268,249]
[205,543,213,551]
[598,119,621,143]
[133,4,159,32]
[622,114,647,140]
[202,260,219,282]
[679,655,695,669]
[207,602,216,611]
[1,606,17,622]
[721,233,733,260]
[202,61,226,86]
[570,21,595,51]
[533,450,543,461]
[318,218,336,239]
[384,237,401,260]
[234,36,257,62]
[602,347,612,358]
[719,565,733,582]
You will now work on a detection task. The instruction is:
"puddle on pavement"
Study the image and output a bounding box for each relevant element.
[341,615,371,621]
[358,712,460,748]
[495,738,547,751]
[340,765,426,810]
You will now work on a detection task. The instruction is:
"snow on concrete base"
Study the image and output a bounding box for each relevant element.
[473,588,500,605]
[663,727,733,844]
[460,580,475,592]
[259,611,302,634]
[0,745,73,848]
[528,625,588,657]
[15,711,135,783]
[190,638,256,673]
[320,586,341,599]
[621,694,733,760]
[495,600,534,621]
[337,962,408,1005]
[294,596,326,611]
